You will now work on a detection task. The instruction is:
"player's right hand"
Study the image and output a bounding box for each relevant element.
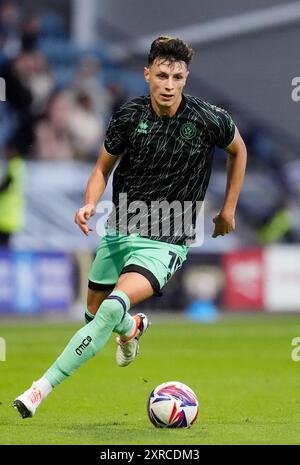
[74,203,96,235]
[212,211,235,238]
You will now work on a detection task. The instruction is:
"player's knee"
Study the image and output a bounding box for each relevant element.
[94,294,126,327]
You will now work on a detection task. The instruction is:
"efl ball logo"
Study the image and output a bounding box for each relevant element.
[147,381,199,428]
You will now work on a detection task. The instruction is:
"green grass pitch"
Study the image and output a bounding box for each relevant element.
[0,313,299,445]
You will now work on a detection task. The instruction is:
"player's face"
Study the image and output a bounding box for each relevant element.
[144,59,189,115]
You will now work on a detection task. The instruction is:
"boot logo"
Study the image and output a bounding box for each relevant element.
[28,388,41,404]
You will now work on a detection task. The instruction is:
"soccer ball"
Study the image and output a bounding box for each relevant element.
[147,381,199,428]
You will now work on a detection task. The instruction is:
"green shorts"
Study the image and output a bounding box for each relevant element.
[88,228,189,296]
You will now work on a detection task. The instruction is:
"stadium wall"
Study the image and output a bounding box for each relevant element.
[1,245,299,315]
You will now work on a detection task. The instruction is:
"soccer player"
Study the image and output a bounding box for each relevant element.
[13,36,247,418]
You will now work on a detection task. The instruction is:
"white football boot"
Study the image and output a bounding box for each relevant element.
[116,313,150,367]
[13,382,43,418]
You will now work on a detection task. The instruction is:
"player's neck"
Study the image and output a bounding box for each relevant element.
[150,95,183,117]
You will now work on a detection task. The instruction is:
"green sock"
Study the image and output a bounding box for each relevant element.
[85,304,135,334]
[44,290,130,387]
[114,312,135,336]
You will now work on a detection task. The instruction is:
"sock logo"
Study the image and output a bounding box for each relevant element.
[76,336,92,355]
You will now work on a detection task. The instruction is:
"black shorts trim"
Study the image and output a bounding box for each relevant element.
[88,280,115,291]
[120,264,163,297]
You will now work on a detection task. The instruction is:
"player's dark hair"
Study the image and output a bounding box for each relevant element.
[148,36,194,67]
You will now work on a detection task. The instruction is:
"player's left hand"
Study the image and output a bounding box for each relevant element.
[212,211,235,238]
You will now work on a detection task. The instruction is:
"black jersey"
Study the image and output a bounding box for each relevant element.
[104,94,235,245]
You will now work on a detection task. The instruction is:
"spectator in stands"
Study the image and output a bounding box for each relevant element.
[1,51,36,156]
[34,89,103,161]
[69,92,103,160]
[33,90,74,160]
[26,51,54,114]
[71,56,113,121]
[0,137,26,247]
[1,52,33,113]
[106,82,128,114]
[257,199,296,244]
[0,0,20,60]
[21,12,40,52]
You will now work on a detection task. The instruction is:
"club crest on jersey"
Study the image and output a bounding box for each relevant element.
[137,121,148,134]
[180,122,197,140]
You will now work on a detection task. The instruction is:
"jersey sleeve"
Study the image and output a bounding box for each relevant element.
[103,101,135,156]
[210,105,236,149]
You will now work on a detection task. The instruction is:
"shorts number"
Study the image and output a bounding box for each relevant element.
[166,251,182,281]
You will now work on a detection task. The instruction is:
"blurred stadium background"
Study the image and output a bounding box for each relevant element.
[1,0,300,446]
[1,0,300,318]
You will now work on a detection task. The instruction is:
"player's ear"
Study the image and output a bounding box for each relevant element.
[144,67,150,83]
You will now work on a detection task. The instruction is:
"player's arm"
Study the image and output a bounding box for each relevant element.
[75,146,119,235]
[212,127,247,238]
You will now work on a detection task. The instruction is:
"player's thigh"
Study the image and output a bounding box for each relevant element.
[87,288,112,315]
[88,233,129,295]
[122,237,189,297]
[114,272,154,307]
